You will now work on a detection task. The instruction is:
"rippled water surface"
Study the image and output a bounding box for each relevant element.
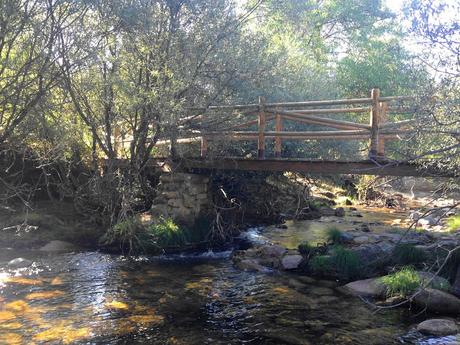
[0,208,458,344]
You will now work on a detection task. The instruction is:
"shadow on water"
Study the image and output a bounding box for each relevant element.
[0,207,459,345]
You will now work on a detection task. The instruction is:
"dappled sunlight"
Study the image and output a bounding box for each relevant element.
[25,290,65,300]
[0,333,22,345]
[105,299,129,311]
[0,275,43,286]
[32,321,91,344]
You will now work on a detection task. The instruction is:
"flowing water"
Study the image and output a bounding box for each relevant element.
[0,208,458,345]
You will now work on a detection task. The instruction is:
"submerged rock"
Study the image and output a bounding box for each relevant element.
[8,258,33,269]
[413,288,460,315]
[417,319,459,336]
[334,207,345,217]
[39,240,79,252]
[341,278,386,298]
[236,259,268,272]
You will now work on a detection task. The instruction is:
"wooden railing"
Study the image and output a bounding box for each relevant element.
[195,88,414,160]
[114,88,416,160]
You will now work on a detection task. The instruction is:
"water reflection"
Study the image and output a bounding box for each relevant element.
[0,242,456,344]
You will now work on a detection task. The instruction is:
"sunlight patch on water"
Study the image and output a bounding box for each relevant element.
[25,290,65,300]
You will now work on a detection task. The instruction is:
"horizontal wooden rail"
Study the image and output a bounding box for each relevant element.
[279,107,369,115]
[271,110,371,130]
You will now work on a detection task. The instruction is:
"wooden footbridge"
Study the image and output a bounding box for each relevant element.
[113,89,455,177]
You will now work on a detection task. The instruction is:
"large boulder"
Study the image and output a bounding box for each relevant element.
[281,254,303,270]
[341,278,386,298]
[413,288,460,314]
[39,240,79,252]
[417,319,459,336]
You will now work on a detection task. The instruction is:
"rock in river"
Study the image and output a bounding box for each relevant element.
[341,278,386,298]
[8,258,33,269]
[281,254,303,270]
[417,319,459,336]
[39,240,79,252]
[413,288,460,315]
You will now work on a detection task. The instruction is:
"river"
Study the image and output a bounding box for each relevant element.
[0,207,458,344]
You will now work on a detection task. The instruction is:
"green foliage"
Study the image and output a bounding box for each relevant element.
[309,245,362,280]
[148,218,189,247]
[447,215,460,232]
[393,244,427,265]
[326,227,343,244]
[310,255,334,274]
[333,246,361,280]
[101,217,149,253]
[381,267,421,297]
[298,242,314,256]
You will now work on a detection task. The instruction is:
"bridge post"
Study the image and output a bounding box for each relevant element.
[377,101,388,157]
[275,112,282,158]
[200,136,208,158]
[369,88,381,159]
[258,96,266,159]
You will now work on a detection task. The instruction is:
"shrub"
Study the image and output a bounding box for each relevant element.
[148,218,189,247]
[298,242,314,256]
[326,227,342,244]
[447,215,460,232]
[101,217,148,253]
[393,244,427,265]
[333,246,361,280]
[381,267,421,297]
[309,246,362,280]
[310,255,334,274]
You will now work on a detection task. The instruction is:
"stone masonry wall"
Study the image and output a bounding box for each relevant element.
[150,173,210,226]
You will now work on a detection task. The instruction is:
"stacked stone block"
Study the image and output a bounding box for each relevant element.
[150,173,210,226]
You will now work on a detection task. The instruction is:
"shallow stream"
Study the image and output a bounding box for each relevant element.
[0,207,458,344]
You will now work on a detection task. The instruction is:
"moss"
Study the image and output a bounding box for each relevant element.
[380,267,421,297]
[393,244,427,265]
[326,227,342,244]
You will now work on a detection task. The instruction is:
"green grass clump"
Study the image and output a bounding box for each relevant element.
[326,227,343,244]
[310,255,334,273]
[333,246,361,280]
[101,217,147,253]
[298,242,314,256]
[309,245,362,280]
[393,244,427,265]
[381,267,421,297]
[447,215,460,232]
[148,218,189,247]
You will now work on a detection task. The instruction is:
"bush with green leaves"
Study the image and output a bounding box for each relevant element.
[447,215,460,232]
[393,244,427,266]
[101,217,150,253]
[381,267,421,297]
[148,218,189,247]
